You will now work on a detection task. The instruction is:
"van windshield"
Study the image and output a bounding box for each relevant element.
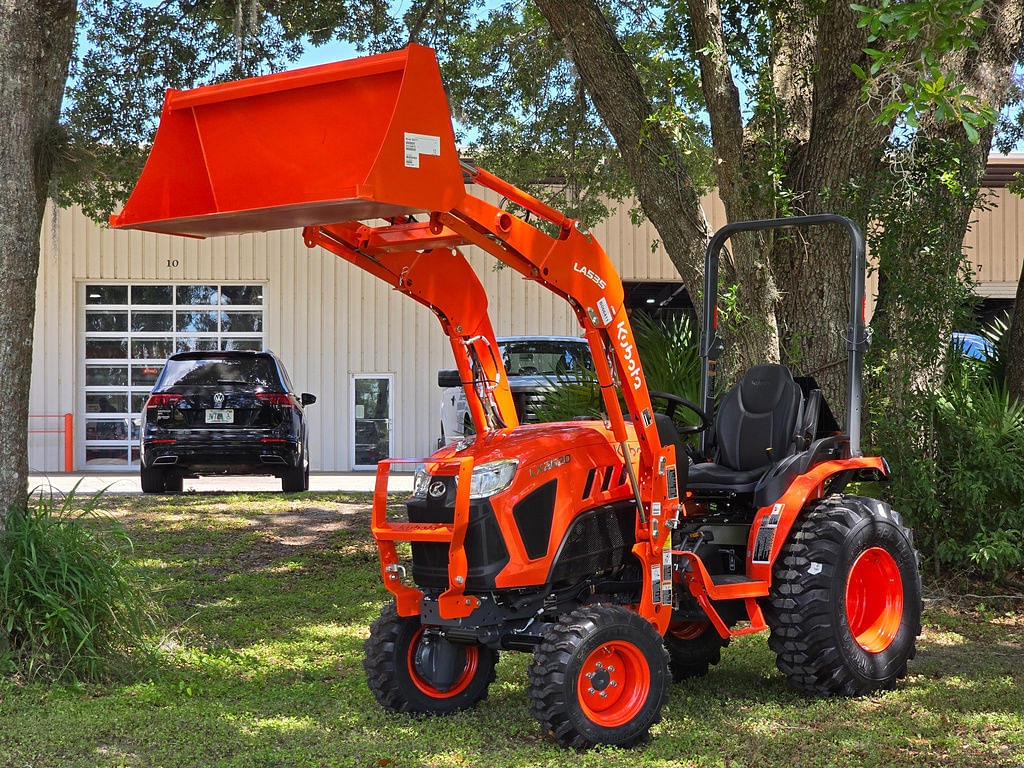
[158,357,281,389]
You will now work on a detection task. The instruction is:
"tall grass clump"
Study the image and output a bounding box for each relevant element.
[0,488,158,681]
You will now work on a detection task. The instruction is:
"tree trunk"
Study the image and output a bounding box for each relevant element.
[0,1,79,518]
[533,0,708,311]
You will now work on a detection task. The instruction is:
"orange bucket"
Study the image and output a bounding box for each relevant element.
[111,45,465,237]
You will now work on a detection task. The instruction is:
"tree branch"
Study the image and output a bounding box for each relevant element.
[686,0,745,209]
[533,0,708,300]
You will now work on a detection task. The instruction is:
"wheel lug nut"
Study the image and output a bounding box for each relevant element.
[608,666,615,672]
[585,672,593,679]
[588,687,595,694]
[610,681,617,687]
[595,662,602,669]
[599,691,607,698]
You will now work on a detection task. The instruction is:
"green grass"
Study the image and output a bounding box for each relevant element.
[1,491,1021,767]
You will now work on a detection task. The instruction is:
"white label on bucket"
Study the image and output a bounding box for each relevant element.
[404,132,441,168]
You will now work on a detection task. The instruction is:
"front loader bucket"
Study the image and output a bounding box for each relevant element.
[110,45,465,237]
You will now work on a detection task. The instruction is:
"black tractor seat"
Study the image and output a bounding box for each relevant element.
[688,364,813,495]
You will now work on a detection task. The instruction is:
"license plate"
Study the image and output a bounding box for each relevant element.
[205,409,234,424]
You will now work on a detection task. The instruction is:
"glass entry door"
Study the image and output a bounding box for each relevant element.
[351,374,393,470]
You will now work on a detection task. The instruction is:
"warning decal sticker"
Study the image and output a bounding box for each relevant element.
[404,132,441,168]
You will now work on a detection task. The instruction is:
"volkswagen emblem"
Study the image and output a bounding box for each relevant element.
[213,392,225,407]
[428,480,447,498]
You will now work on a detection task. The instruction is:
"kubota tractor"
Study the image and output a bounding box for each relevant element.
[112,44,923,748]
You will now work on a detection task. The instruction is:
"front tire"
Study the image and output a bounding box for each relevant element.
[363,602,496,714]
[763,494,922,696]
[527,604,669,749]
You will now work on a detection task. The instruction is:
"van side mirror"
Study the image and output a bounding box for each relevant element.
[437,369,462,388]
[301,393,317,406]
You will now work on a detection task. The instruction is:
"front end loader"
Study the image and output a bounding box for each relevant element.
[113,44,923,748]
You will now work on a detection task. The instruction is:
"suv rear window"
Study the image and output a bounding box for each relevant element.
[157,357,282,389]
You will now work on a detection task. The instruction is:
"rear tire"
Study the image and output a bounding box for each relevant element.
[140,466,165,494]
[363,602,496,714]
[282,455,306,493]
[763,494,922,696]
[664,620,728,681]
[527,604,669,749]
[163,474,183,493]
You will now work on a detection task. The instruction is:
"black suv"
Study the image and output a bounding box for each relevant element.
[140,350,315,493]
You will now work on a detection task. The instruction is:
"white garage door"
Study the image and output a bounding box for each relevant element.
[81,284,265,467]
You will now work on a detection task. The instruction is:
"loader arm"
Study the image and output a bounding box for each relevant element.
[303,222,518,435]
[109,43,679,627]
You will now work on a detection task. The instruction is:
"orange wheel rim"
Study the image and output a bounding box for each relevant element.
[845,546,903,653]
[669,620,709,641]
[406,627,478,698]
[576,640,651,727]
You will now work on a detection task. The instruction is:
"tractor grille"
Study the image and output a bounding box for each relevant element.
[405,478,509,590]
[547,501,636,586]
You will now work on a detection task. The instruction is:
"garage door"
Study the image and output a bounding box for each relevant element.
[81,284,265,467]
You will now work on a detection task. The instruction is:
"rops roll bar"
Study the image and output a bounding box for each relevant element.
[699,214,868,457]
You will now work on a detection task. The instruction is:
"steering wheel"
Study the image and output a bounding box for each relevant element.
[648,390,712,435]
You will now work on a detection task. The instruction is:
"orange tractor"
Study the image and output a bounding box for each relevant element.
[113,45,922,748]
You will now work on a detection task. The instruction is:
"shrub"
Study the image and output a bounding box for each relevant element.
[871,347,1024,580]
[533,311,701,423]
[0,487,158,681]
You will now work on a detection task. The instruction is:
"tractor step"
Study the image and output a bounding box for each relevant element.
[709,573,760,588]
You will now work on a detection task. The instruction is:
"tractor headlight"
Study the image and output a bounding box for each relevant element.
[469,459,518,499]
[412,466,431,497]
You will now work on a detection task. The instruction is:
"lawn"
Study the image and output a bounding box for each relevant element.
[1,492,1022,768]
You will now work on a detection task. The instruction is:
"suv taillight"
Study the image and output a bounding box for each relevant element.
[146,393,182,408]
[256,393,296,408]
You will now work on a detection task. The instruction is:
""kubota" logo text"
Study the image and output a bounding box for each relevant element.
[616,321,643,390]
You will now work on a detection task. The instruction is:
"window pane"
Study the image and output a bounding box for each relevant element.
[131,311,173,332]
[131,364,162,387]
[86,338,128,359]
[86,285,127,305]
[221,285,263,305]
[86,365,128,386]
[131,418,141,441]
[130,446,141,464]
[131,338,172,359]
[86,447,129,466]
[177,285,219,305]
[131,285,172,305]
[223,337,262,351]
[131,391,151,413]
[176,336,220,353]
[86,392,128,413]
[221,311,262,333]
[86,310,128,332]
[176,310,219,333]
[85,419,129,441]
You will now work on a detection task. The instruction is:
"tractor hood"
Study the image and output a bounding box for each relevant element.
[429,420,640,478]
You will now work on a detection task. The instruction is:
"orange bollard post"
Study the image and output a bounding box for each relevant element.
[64,413,73,472]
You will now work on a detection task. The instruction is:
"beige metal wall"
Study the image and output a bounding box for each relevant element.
[964,186,1024,298]
[27,181,1012,472]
